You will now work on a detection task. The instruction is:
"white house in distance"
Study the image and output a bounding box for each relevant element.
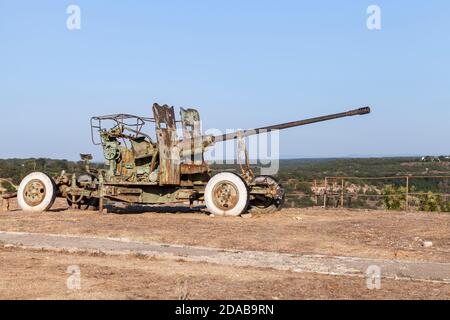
[420,156,450,163]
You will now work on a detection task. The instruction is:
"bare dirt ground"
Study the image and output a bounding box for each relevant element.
[2,199,450,262]
[1,198,450,299]
[1,246,450,300]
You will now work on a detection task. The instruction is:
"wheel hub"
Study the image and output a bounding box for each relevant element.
[23,179,46,207]
[212,181,239,210]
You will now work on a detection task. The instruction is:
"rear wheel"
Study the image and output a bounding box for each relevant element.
[205,172,249,217]
[18,172,57,212]
[249,176,285,214]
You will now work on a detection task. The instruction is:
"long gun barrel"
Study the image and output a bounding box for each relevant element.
[178,106,371,158]
[213,106,371,143]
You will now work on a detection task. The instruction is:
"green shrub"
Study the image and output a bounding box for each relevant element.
[296,183,313,195]
[419,192,450,212]
[383,185,407,210]
[0,180,16,193]
[443,201,450,213]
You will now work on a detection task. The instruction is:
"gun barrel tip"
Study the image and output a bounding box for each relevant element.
[359,106,371,115]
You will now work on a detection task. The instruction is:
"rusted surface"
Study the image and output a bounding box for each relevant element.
[180,163,210,175]
[118,148,135,177]
[153,104,181,186]
[248,176,285,214]
[23,180,46,207]
[152,104,176,130]
[212,181,240,210]
[37,103,370,213]
[180,108,203,165]
[237,133,254,183]
[90,114,151,146]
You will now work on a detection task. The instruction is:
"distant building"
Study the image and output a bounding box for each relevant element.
[420,156,450,163]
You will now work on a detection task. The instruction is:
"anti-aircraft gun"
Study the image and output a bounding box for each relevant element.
[17,103,370,216]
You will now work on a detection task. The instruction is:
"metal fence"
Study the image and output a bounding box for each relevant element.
[285,175,450,211]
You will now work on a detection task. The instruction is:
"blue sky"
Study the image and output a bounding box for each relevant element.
[1,0,449,160]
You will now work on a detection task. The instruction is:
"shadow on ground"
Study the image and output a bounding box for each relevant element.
[104,203,207,215]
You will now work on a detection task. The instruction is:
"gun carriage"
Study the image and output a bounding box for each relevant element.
[18,104,370,216]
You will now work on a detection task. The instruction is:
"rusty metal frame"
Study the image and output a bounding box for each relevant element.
[90,114,155,145]
[153,104,181,185]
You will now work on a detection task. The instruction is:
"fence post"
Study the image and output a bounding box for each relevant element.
[341,178,345,208]
[313,180,317,205]
[405,176,409,212]
[323,177,328,208]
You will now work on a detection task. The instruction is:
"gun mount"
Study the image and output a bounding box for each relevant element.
[18,103,371,217]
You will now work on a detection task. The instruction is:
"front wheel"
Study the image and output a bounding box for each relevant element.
[204,172,249,217]
[17,172,57,212]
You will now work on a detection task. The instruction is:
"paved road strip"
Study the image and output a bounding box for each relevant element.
[1,231,450,284]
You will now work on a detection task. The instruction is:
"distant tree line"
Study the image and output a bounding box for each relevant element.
[1,157,449,211]
[0,158,104,184]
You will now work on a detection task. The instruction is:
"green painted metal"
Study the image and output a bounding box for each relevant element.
[50,103,370,212]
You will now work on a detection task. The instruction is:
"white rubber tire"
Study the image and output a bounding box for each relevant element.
[17,172,57,212]
[205,172,249,217]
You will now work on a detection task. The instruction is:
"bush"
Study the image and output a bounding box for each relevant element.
[443,201,450,212]
[419,192,450,212]
[296,183,313,195]
[0,180,16,193]
[383,185,407,210]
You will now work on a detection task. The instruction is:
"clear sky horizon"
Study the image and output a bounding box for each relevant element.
[1,1,449,161]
